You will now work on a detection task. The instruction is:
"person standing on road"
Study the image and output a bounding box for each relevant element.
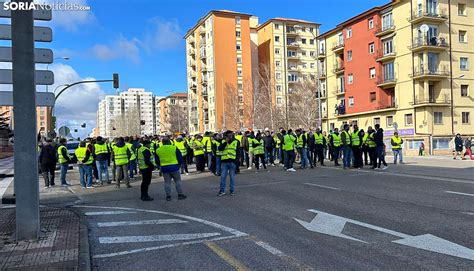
[374,124,388,170]
[351,125,363,169]
[462,137,473,160]
[126,137,138,180]
[341,124,352,169]
[174,135,189,175]
[366,127,377,169]
[217,131,240,196]
[112,137,132,188]
[453,134,463,160]
[391,132,404,164]
[39,138,57,188]
[214,133,224,176]
[137,140,155,201]
[94,136,110,185]
[57,138,71,186]
[263,129,275,166]
[282,129,296,172]
[330,128,341,167]
[156,137,187,201]
[314,128,325,166]
[252,132,267,172]
[192,135,205,173]
[296,129,309,169]
[75,141,94,189]
[361,130,370,166]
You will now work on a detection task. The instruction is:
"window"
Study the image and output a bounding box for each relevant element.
[462,112,470,124]
[274,23,280,29]
[287,51,297,57]
[369,42,375,54]
[347,50,352,61]
[374,117,381,125]
[458,3,466,16]
[369,67,376,78]
[301,38,307,44]
[275,48,280,54]
[368,18,374,29]
[370,92,376,102]
[237,57,241,64]
[460,57,468,70]
[310,51,316,57]
[408,140,424,150]
[235,16,241,25]
[309,27,314,33]
[236,44,241,50]
[237,69,242,76]
[310,39,315,45]
[238,96,243,103]
[405,114,413,126]
[461,85,468,96]
[381,12,393,30]
[301,27,306,32]
[236,31,241,37]
[433,138,450,149]
[434,112,443,124]
[301,50,307,56]
[310,63,315,69]
[383,39,394,55]
[348,96,354,107]
[276,72,281,79]
[348,73,353,84]
[276,85,282,92]
[386,116,394,127]
[275,36,280,42]
[346,27,352,38]
[277,97,282,104]
[459,30,467,43]
[238,83,243,90]
[302,62,307,69]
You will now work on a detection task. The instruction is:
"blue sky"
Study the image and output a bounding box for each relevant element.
[27,0,390,137]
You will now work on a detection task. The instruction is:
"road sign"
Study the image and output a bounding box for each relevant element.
[0,69,54,85]
[0,91,55,106]
[0,24,52,42]
[295,209,474,261]
[0,2,52,20]
[0,46,53,63]
[58,126,71,137]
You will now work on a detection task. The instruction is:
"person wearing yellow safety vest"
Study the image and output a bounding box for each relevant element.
[202,132,214,173]
[156,137,187,201]
[137,140,155,201]
[366,127,377,169]
[234,132,243,168]
[247,131,256,170]
[94,136,110,185]
[217,130,240,196]
[125,137,138,179]
[57,138,72,186]
[282,129,297,172]
[329,128,342,167]
[252,132,267,171]
[391,131,404,164]
[295,129,309,169]
[75,141,94,188]
[340,124,352,169]
[174,135,189,175]
[361,130,370,166]
[214,133,224,176]
[111,137,132,188]
[313,128,326,167]
[351,125,364,169]
[192,135,206,173]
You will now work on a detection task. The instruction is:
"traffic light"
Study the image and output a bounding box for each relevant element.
[113,73,119,89]
[80,123,86,128]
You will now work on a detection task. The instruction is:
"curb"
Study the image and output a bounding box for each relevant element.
[69,207,91,271]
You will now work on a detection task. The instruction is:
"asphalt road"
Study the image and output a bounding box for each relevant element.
[4,157,473,270]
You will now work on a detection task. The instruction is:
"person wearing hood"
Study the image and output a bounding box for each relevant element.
[39,138,57,188]
[374,124,388,170]
[137,139,155,201]
[174,135,189,175]
[94,136,110,185]
[453,133,463,160]
[112,137,132,188]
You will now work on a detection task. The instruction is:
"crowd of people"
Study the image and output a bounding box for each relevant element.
[37,124,473,201]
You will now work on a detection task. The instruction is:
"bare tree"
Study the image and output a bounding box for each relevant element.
[221,83,241,132]
[111,107,141,137]
[167,102,188,133]
[287,77,320,129]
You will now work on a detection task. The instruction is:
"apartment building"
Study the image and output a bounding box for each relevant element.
[185,10,259,133]
[157,93,188,133]
[96,95,122,138]
[0,106,52,136]
[257,18,321,118]
[318,0,473,155]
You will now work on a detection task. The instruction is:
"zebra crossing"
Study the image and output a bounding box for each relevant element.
[0,157,14,201]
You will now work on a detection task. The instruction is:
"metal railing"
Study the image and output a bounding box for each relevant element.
[375,22,395,35]
[410,36,449,49]
[332,41,344,51]
[411,65,450,77]
[375,49,396,60]
[409,8,448,21]
[377,75,397,85]
[412,94,450,105]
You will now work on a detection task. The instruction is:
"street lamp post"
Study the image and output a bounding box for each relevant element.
[45,56,70,92]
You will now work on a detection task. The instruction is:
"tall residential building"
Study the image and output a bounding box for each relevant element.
[157,93,188,133]
[0,105,52,136]
[185,10,259,133]
[318,0,474,155]
[257,18,320,120]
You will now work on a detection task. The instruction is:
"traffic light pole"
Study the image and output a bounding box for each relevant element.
[54,79,114,102]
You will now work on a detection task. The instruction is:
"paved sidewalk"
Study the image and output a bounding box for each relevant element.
[0,206,89,270]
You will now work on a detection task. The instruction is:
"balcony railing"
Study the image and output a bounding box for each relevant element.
[333,64,345,74]
[375,22,396,36]
[332,41,344,52]
[411,94,450,106]
[375,101,397,110]
[408,8,448,23]
[318,50,326,58]
[287,42,300,48]
[411,66,450,78]
[410,36,449,50]
[333,87,345,96]
[377,75,397,88]
[375,49,396,62]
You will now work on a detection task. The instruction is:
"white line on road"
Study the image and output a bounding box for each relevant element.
[0,177,13,201]
[99,233,221,244]
[84,211,136,216]
[304,183,340,190]
[445,191,474,197]
[253,240,286,256]
[461,212,474,216]
[97,219,188,227]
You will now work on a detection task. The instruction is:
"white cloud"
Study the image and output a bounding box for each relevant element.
[91,36,141,64]
[143,18,182,51]
[35,0,95,32]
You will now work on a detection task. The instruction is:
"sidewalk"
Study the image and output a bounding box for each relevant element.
[0,206,89,270]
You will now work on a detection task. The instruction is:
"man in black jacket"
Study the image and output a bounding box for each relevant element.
[39,139,57,188]
[453,134,463,160]
[263,130,275,166]
[374,124,387,170]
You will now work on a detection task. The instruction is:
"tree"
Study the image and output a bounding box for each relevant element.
[287,77,320,129]
[167,102,188,133]
[111,107,141,137]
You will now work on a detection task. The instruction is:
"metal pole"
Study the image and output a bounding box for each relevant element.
[178,100,181,132]
[12,0,40,240]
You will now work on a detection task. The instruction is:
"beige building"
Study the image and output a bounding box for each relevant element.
[0,106,52,136]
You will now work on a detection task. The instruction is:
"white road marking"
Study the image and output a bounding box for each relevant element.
[253,240,286,256]
[462,212,474,216]
[296,209,474,261]
[445,191,474,197]
[0,177,13,201]
[303,183,340,190]
[99,233,221,244]
[97,219,187,227]
[84,211,136,216]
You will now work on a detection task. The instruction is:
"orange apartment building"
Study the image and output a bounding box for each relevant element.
[0,106,53,136]
[185,10,259,133]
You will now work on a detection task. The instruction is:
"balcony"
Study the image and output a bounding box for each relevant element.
[316,90,327,99]
[332,41,344,53]
[200,51,207,60]
[410,36,449,52]
[188,60,196,67]
[188,71,196,78]
[190,84,197,91]
[319,73,327,80]
[190,116,198,123]
[408,8,448,24]
[286,27,299,36]
[375,23,396,37]
[410,66,450,80]
[202,99,209,109]
[187,48,195,56]
[375,101,397,110]
[334,104,346,116]
[288,66,301,72]
[287,54,300,61]
[377,76,397,89]
[375,49,396,62]
[410,94,450,107]
[333,64,345,75]
[188,36,195,45]
[201,78,208,86]
[198,26,206,35]
[317,50,326,59]
[332,88,345,96]
[288,79,299,84]
[287,42,300,48]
